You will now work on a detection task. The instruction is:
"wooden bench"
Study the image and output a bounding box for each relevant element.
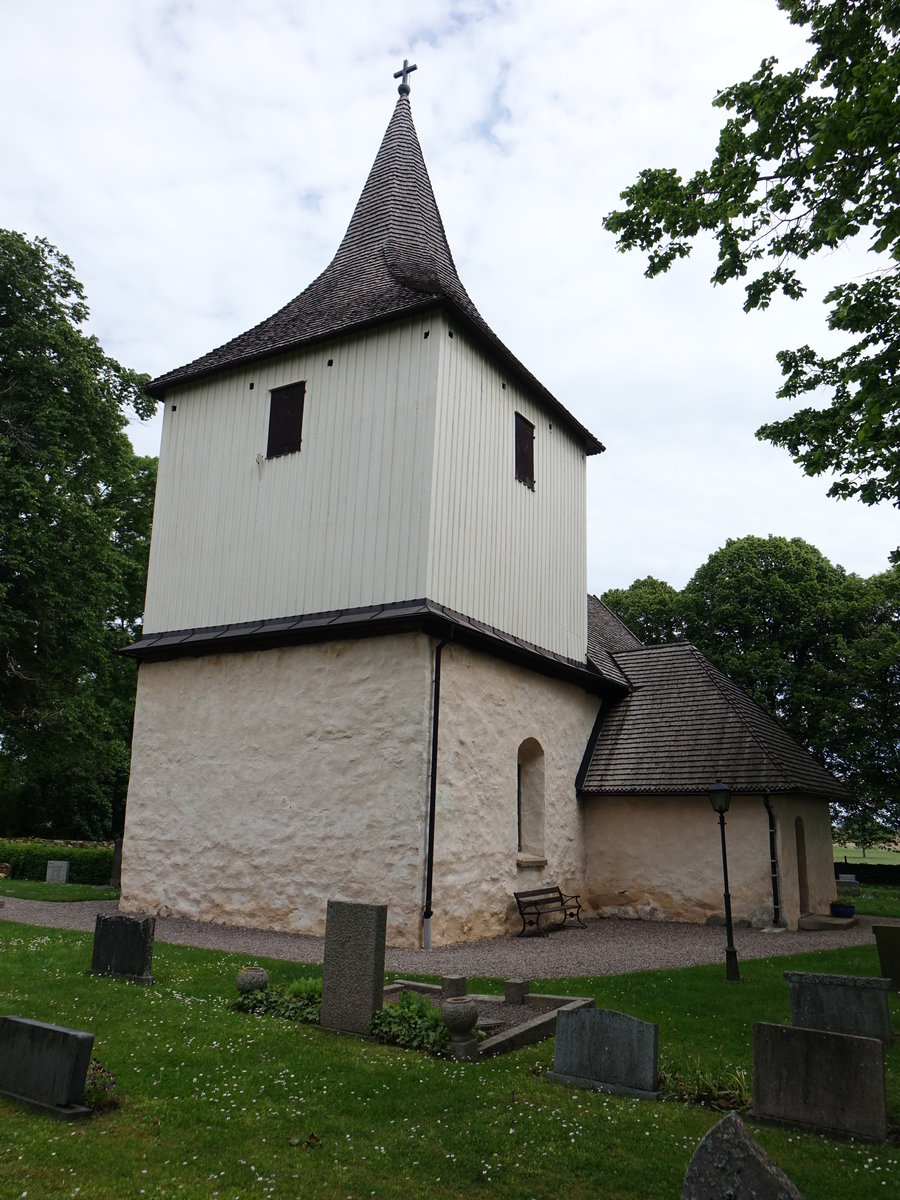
[514,886,586,937]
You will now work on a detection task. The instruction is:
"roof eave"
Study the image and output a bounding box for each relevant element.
[147,297,605,455]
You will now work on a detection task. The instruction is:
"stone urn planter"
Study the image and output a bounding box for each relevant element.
[442,996,479,1060]
[235,965,269,994]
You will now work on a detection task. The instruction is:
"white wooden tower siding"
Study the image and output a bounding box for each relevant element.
[139,89,602,661]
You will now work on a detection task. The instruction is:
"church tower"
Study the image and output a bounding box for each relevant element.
[137,69,602,662]
[122,69,617,946]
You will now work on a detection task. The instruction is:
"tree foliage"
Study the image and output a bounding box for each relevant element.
[604,0,900,512]
[602,535,900,828]
[600,576,684,644]
[0,229,156,838]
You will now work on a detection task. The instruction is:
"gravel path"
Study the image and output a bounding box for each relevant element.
[1,896,891,979]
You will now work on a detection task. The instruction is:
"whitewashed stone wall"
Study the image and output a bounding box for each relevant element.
[582,794,778,928]
[121,635,434,946]
[427,643,601,944]
[770,794,837,929]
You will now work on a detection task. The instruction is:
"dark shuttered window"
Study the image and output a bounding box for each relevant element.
[266,381,306,459]
[514,412,535,489]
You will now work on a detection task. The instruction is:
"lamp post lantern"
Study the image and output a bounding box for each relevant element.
[709,779,740,983]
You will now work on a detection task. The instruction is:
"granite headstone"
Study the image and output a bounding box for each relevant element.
[46,860,70,883]
[785,971,892,1043]
[0,1015,93,1120]
[547,1008,658,1099]
[91,913,155,984]
[683,1111,802,1200]
[320,900,387,1035]
[873,925,900,991]
[752,1022,887,1140]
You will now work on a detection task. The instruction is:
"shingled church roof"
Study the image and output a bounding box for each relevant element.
[581,600,847,800]
[147,94,603,455]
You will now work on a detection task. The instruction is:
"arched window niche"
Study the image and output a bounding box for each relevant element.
[517,738,546,865]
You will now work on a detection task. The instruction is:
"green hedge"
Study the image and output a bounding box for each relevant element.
[0,838,114,884]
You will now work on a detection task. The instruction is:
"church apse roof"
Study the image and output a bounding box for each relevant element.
[147,90,603,456]
[581,603,847,801]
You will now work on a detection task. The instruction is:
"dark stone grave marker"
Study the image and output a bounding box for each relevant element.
[110,837,123,887]
[320,900,387,1035]
[752,1022,887,1140]
[0,1015,93,1120]
[683,1111,802,1200]
[91,913,155,984]
[547,1008,658,1099]
[874,925,900,991]
[785,971,892,1043]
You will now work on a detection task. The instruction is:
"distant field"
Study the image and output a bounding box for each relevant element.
[833,843,900,865]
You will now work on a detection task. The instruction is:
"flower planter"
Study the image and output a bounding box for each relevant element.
[829,902,856,918]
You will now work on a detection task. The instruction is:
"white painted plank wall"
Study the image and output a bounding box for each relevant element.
[143,317,440,632]
[428,315,588,660]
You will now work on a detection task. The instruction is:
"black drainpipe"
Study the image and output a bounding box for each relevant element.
[763,794,782,927]
[423,636,450,950]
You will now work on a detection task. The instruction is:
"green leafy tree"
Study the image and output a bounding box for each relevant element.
[0,229,156,838]
[601,576,685,644]
[603,0,900,513]
[833,808,897,855]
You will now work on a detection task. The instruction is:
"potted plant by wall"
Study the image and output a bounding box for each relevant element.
[830,900,856,918]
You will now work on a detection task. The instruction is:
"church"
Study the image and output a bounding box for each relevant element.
[120,67,844,947]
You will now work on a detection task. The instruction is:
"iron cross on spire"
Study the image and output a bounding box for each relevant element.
[394,59,417,95]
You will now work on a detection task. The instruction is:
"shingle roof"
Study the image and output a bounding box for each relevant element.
[585,594,637,688]
[580,641,847,799]
[147,95,604,455]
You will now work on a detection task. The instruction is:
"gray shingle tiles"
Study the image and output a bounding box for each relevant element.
[583,601,846,800]
[146,96,603,455]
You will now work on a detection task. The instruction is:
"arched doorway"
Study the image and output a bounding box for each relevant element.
[795,816,810,915]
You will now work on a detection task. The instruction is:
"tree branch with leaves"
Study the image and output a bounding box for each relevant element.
[604,0,900,515]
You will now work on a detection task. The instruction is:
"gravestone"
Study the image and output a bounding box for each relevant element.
[752,1022,887,1140]
[682,1111,802,1200]
[0,1016,93,1120]
[873,925,900,990]
[110,837,123,887]
[320,900,387,1035]
[91,913,155,984]
[46,859,70,883]
[785,971,891,1043]
[547,1008,658,1099]
[0,862,10,878]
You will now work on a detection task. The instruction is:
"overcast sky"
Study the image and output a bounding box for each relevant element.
[2,0,896,594]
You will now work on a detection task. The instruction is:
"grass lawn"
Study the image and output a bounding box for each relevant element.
[834,843,900,865]
[0,924,898,1199]
[853,885,900,920]
[0,879,120,902]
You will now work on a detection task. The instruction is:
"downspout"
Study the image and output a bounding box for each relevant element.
[763,794,782,927]
[423,636,450,950]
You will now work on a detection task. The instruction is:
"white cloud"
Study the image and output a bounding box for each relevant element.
[2,0,895,593]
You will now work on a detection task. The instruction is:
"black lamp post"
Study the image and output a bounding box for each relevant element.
[709,779,740,983]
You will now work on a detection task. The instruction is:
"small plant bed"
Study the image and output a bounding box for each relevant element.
[658,1055,750,1112]
[384,979,593,1060]
[231,974,322,1023]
